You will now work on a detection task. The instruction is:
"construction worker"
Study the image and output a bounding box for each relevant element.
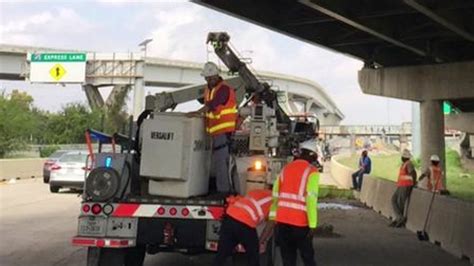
[213,189,273,266]
[390,149,417,228]
[270,139,320,266]
[192,62,238,193]
[351,150,371,191]
[419,154,446,193]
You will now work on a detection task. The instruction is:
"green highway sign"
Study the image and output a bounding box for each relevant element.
[443,102,452,114]
[31,53,86,62]
[29,52,87,83]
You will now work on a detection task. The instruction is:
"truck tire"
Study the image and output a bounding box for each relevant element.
[125,246,146,266]
[49,185,60,193]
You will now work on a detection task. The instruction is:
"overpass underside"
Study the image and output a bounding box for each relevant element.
[195,0,474,181]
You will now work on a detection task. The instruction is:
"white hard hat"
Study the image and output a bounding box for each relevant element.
[201,62,220,77]
[299,139,318,154]
[401,149,412,159]
[430,154,440,161]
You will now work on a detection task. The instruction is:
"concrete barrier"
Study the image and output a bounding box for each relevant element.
[332,156,474,263]
[406,189,474,261]
[330,154,353,189]
[0,158,45,181]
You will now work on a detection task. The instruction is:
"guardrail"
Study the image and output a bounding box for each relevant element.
[0,159,45,181]
[331,155,474,263]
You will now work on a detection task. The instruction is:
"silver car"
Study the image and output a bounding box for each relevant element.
[43,150,67,183]
[49,151,89,193]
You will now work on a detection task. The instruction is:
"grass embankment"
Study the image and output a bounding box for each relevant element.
[338,150,474,201]
[319,185,354,199]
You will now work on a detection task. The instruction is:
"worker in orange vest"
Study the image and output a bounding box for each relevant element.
[270,139,320,266]
[190,62,238,193]
[213,189,273,266]
[419,154,446,193]
[390,149,417,228]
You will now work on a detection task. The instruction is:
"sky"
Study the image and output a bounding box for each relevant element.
[0,0,413,125]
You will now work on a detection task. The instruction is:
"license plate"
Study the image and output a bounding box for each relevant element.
[78,216,106,237]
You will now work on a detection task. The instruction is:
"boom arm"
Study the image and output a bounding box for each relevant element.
[207,32,266,94]
[207,32,290,124]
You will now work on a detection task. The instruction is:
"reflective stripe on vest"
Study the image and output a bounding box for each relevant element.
[278,201,306,211]
[206,108,238,119]
[233,195,272,223]
[204,81,237,136]
[397,161,413,186]
[298,166,312,196]
[429,166,443,191]
[279,192,306,203]
[234,202,257,221]
[279,164,312,203]
[207,121,236,134]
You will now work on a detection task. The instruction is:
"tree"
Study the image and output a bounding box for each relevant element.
[104,86,130,134]
[0,90,37,158]
[41,103,102,144]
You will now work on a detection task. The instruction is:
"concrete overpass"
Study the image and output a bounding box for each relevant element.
[0,44,344,125]
[194,0,474,183]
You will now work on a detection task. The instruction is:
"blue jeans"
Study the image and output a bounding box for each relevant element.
[352,169,364,191]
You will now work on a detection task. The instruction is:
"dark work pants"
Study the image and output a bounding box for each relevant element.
[276,223,316,266]
[213,216,259,266]
[391,186,412,223]
[351,169,364,191]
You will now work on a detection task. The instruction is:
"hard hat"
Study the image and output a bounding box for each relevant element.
[200,62,220,77]
[401,149,412,159]
[299,139,318,154]
[430,154,440,161]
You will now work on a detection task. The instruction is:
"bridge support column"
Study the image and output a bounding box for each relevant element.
[358,62,474,190]
[420,100,446,187]
[133,78,145,119]
[83,85,104,110]
[132,60,145,119]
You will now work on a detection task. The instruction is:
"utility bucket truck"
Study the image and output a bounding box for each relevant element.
[73,32,319,266]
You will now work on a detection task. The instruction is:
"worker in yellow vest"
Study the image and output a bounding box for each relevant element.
[190,62,238,193]
[213,189,273,266]
[390,149,416,228]
[270,139,320,266]
[419,154,446,193]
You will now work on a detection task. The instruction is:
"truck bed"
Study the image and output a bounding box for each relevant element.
[125,192,228,206]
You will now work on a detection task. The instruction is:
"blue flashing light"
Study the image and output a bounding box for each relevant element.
[105,156,112,168]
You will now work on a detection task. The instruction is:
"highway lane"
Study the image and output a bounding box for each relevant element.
[0,178,470,266]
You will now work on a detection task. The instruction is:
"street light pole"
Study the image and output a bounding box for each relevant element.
[138,38,153,58]
[133,38,153,118]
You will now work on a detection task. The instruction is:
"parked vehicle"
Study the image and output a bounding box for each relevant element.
[49,151,89,193]
[43,150,67,183]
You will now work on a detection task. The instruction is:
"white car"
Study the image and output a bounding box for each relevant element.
[49,151,89,193]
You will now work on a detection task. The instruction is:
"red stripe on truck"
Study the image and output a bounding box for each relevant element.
[112,203,140,217]
[72,237,96,246]
[207,206,225,220]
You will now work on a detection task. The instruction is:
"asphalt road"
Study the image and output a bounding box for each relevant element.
[0,179,470,266]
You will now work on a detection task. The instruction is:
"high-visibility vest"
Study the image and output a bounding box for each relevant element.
[397,161,414,187]
[204,81,237,136]
[274,160,317,227]
[226,189,273,228]
[428,165,443,192]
